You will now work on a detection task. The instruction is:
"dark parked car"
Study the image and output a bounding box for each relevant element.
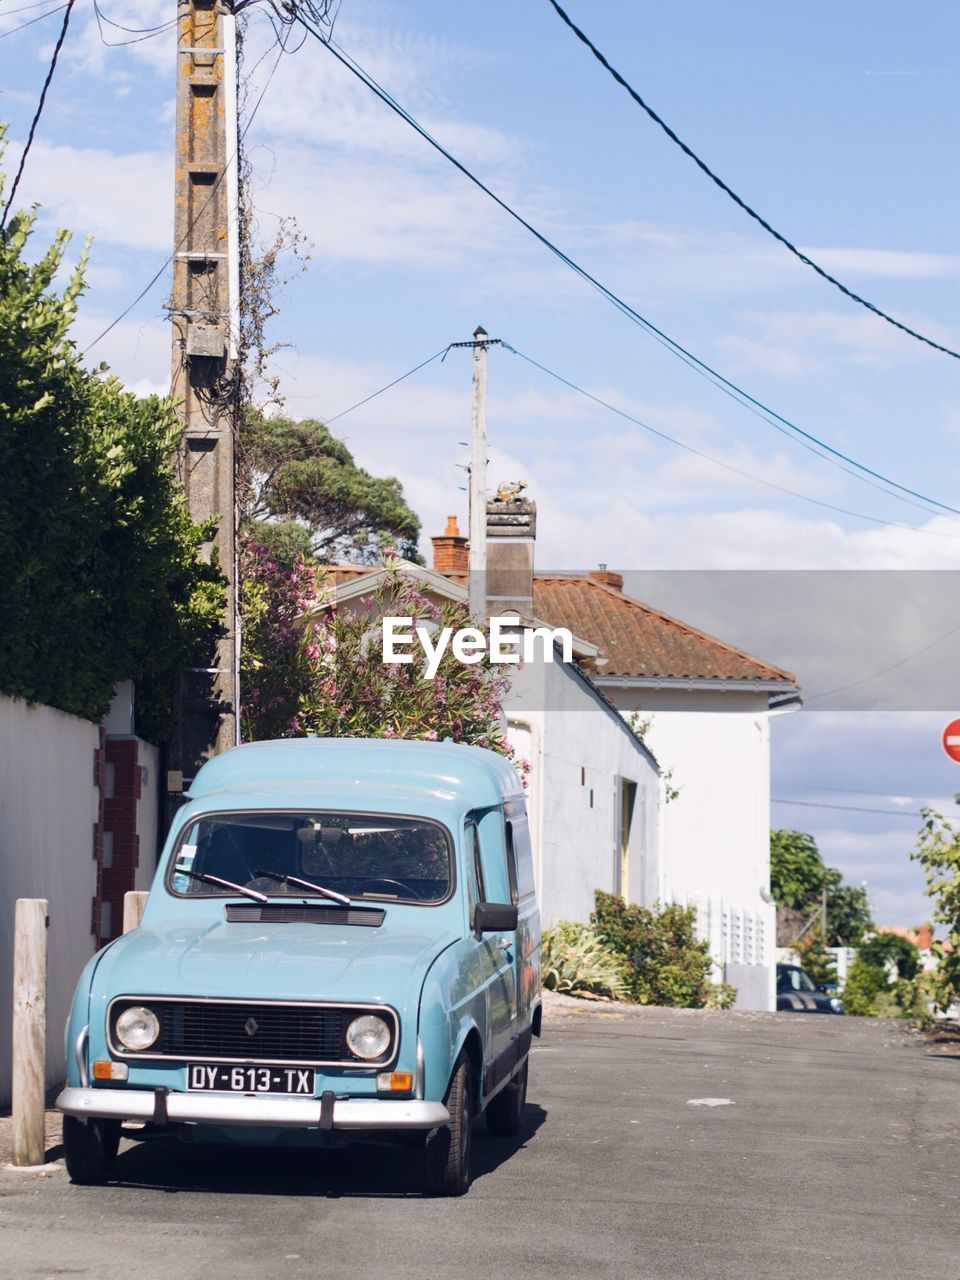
[776,963,845,1014]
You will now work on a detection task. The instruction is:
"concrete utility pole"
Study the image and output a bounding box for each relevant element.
[167,0,241,809]
[468,326,489,622]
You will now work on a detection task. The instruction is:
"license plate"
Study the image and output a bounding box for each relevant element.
[187,1064,316,1095]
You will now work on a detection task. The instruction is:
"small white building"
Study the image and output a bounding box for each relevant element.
[530,570,800,1011]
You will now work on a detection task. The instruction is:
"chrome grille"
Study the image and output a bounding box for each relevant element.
[108,998,396,1066]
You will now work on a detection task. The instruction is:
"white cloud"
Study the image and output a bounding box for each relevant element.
[719,307,952,377]
[803,246,960,280]
[20,139,170,252]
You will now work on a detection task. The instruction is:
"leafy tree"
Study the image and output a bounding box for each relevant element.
[911,799,960,1009]
[824,870,872,947]
[0,148,224,740]
[770,829,827,909]
[770,829,873,946]
[239,546,518,764]
[859,932,920,982]
[239,412,421,565]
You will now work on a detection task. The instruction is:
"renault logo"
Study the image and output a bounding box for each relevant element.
[244,1017,259,1037]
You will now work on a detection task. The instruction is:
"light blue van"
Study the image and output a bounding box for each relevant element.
[57,738,541,1195]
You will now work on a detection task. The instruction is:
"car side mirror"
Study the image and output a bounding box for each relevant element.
[473,901,518,938]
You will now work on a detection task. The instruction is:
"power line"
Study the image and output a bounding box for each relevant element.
[323,346,451,425]
[92,1,175,48]
[503,344,960,540]
[807,618,960,701]
[545,0,960,364]
[285,13,960,526]
[772,796,923,818]
[0,2,66,40]
[0,0,74,230]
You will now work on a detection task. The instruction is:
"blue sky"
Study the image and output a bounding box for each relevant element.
[3,0,960,923]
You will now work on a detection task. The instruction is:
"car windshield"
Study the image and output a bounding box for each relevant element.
[778,966,816,993]
[168,812,452,905]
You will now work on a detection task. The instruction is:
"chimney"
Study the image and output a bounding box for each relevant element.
[486,486,536,618]
[431,514,468,574]
[589,564,623,591]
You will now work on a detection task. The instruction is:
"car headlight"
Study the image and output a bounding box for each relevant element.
[345,1014,391,1061]
[115,1005,160,1051]
[829,997,844,1014]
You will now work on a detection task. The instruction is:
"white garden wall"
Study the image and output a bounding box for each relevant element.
[0,696,100,1104]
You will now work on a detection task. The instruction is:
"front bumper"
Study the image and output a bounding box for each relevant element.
[56,1087,449,1131]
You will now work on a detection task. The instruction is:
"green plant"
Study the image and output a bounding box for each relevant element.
[791,928,837,988]
[540,921,631,1001]
[770,829,873,945]
[841,956,886,1016]
[706,983,738,1010]
[591,892,713,1008]
[912,800,960,1011]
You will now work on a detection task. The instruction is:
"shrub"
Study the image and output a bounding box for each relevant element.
[540,921,630,1002]
[840,955,886,1016]
[706,983,738,1010]
[591,892,714,1008]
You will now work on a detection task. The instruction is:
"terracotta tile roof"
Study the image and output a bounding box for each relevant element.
[325,563,796,686]
[532,575,797,685]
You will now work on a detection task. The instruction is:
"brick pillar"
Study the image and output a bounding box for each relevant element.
[92,737,142,947]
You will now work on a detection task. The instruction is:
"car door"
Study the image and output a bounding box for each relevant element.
[465,816,516,1080]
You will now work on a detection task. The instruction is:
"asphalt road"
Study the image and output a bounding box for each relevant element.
[1,999,958,1280]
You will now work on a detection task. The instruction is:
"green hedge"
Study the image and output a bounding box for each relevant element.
[592,891,715,1007]
[0,162,224,740]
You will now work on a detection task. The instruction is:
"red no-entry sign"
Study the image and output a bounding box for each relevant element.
[943,719,960,762]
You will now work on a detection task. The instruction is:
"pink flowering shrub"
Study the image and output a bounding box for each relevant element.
[240,542,520,767]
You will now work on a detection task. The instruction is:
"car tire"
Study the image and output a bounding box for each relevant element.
[424,1054,472,1197]
[485,1058,528,1137]
[63,1115,121,1185]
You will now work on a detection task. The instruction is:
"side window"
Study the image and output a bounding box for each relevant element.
[465,822,485,917]
[504,821,519,906]
[510,813,536,900]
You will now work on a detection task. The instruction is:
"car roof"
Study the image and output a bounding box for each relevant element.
[184,737,524,816]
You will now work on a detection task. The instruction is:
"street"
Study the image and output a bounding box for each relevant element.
[1,998,958,1280]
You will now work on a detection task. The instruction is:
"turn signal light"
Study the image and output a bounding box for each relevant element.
[92,1060,129,1081]
[376,1071,413,1093]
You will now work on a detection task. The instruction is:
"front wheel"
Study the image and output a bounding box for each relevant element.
[424,1054,472,1196]
[486,1058,528,1137]
[63,1116,121,1185]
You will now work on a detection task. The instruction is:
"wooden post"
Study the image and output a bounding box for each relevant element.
[468,326,489,623]
[122,891,149,934]
[11,898,47,1168]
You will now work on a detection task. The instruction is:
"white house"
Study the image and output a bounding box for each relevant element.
[528,569,801,1011]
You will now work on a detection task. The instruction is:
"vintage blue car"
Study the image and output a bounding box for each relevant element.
[57,738,541,1195]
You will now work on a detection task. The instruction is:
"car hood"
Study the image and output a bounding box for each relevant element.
[89,916,459,1014]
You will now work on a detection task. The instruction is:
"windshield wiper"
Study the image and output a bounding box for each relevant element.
[174,866,269,904]
[253,869,353,907]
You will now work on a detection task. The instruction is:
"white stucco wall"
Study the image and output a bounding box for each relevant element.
[504,660,659,928]
[0,696,100,1104]
[601,685,783,1011]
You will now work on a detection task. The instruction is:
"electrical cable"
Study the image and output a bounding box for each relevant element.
[92,2,175,47]
[771,797,923,818]
[322,346,451,424]
[502,344,960,540]
[0,0,74,229]
[545,0,960,363]
[285,13,960,525]
[0,2,66,41]
[806,617,960,701]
